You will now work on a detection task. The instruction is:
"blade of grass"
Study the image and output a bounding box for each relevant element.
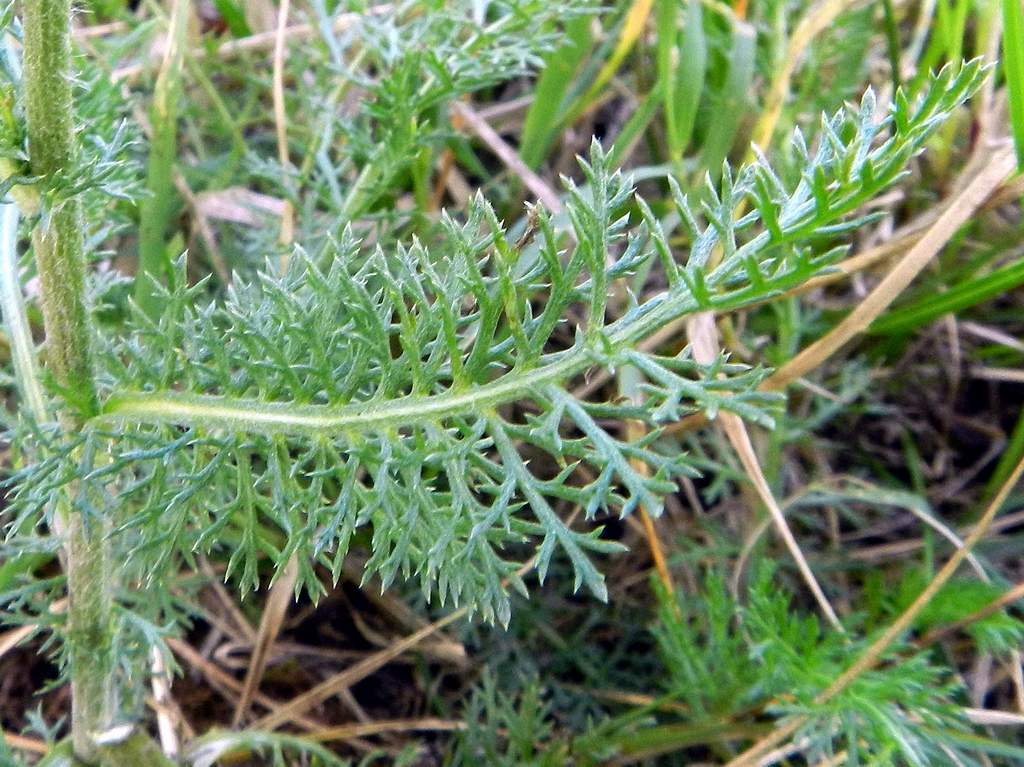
[747,0,862,158]
[986,408,1024,499]
[659,0,706,161]
[689,312,842,631]
[0,203,45,420]
[881,0,902,91]
[1,731,47,756]
[307,718,467,743]
[452,101,563,213]
[869,255,1024,335]
[232,558,298,726]
[607,721,771,764]
[575,0,655,117]
[1003,0,1024,167]
[0,201,57,593]
[519,13,592,169]
[608,81,665,166]
[134,0,189,318]
[620,365,678,605]
[911,0,971,93]
[272,0,294,252]
[700,19,755,179]
[211,0,250,37]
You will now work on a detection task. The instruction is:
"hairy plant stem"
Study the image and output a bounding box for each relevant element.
[22,0,115,761]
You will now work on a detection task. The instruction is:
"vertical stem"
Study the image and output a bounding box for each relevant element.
[0,203,47,420]
[65,513,115,761]
[22,0,97,415]
[22,0,114,761]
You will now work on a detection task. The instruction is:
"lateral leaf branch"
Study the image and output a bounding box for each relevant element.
[7,61,986,623]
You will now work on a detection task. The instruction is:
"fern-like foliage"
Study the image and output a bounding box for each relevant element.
[3,62,986,624]
[252,0,593,232]
[448,673,558,766]
[649,568,1019,767]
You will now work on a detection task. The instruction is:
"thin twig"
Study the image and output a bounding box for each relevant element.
[450,101,564,214]
[272,0,294,250]
[763,146,1017,390]
[111,4,393,82]
[688,313,842,631]
[232,558,298,726]
[308,718,467,742]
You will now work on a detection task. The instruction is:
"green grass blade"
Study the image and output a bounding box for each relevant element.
[520,14,593,169]
[660,0,706,160]
[870,256,1024,334]
[655,0,677,95]
[1003,0,1024,167]
[699,19,755,178]
[211,0,251,37]
[608,81,665,166]
[134,0,188,318]
[986,406,1024,499]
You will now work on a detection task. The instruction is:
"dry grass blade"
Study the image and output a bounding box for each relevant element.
[150,646,179,759]
[637,502,676,601]
[167,637,326,732]
[340,558,468,667]
[688,313,842,631]
[764,146,1018,389]
[450,101,563,213]
[308,718,467,742]
[748,0,866,154]
[1,731,47,755]
[622,366,678,604]
[193,187,288,226]
[0,624,35,661]
[111,4,393,82]
[272,0,294,249]
[251,608,467,731]
[0,598,66,661]
[72,20,128,39]
[232,558,298,726]
[578,0,655,112]
[239,9,301,707]
[250,540,565,732]
[198,558,257,643]
[963,708,1024,726]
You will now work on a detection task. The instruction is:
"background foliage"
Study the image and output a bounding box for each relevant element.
[0,0,1023,764]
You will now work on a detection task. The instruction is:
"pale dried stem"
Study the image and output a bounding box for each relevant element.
[688,313,842,631]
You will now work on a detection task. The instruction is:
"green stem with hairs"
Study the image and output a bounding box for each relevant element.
[22,0,114,761]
